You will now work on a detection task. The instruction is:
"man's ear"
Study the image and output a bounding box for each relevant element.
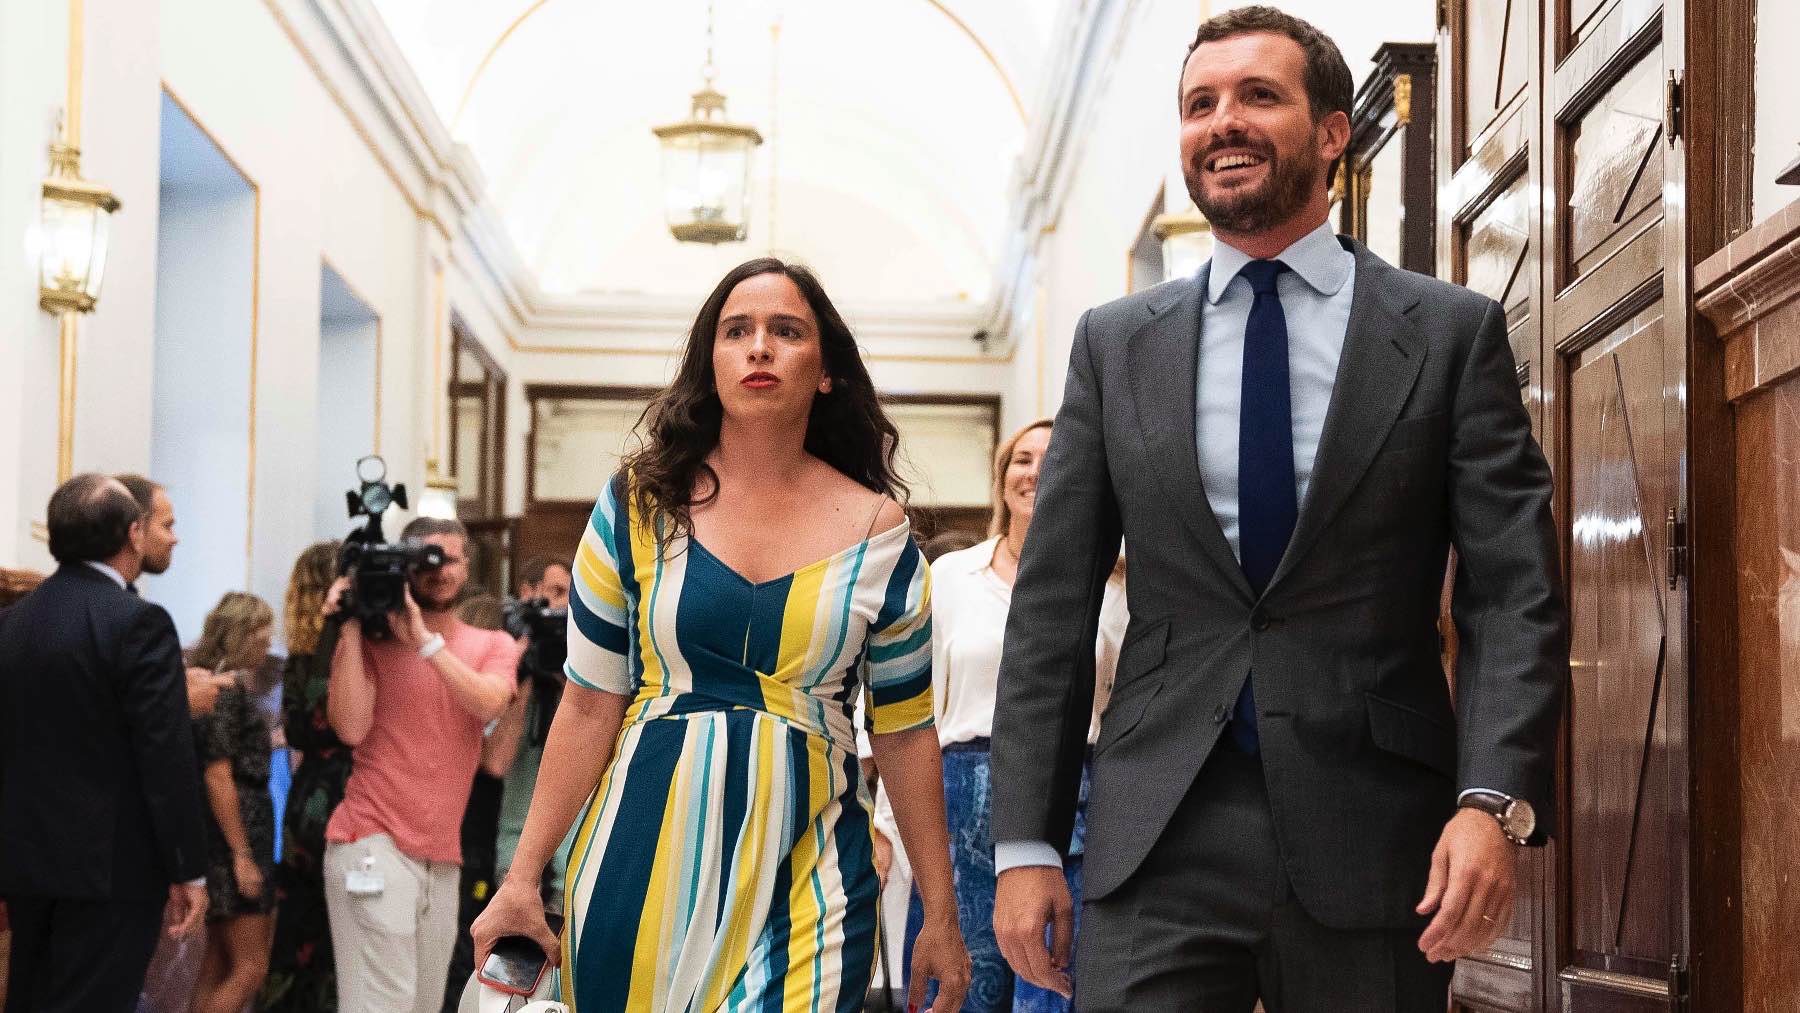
[127,519,147,555]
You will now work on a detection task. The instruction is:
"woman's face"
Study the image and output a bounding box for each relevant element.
[711,273,829,426]
[1004,426,1052,530]
[239,624,274,670]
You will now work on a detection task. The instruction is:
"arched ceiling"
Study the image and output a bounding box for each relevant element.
[372,0,1057,304]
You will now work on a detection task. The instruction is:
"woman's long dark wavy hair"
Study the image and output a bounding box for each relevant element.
[621,258,907,548]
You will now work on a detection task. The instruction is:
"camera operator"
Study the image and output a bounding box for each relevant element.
[489,558,575,908]
[318,517,519,1013]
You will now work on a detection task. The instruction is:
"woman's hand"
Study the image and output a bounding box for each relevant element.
[908,908,970,1013]
[471,877,561,975]
[232,851,263,900]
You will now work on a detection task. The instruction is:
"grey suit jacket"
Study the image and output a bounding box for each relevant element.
[991,239,1567,930]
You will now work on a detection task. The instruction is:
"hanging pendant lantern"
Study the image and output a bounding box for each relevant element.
[652,1,762,244]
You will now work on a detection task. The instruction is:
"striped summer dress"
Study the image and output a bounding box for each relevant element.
[559,475,935,1012]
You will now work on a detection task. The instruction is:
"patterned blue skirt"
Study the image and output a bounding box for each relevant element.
[905,744,1089,1013]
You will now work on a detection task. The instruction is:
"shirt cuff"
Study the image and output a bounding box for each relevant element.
[1457,787,1508,803]
[994,840,1063,873]
[184,877,205,887]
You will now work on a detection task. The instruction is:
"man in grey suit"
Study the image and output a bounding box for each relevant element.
[989,7,1566,1010]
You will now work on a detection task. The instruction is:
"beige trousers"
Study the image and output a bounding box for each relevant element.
[324,833,461,1013]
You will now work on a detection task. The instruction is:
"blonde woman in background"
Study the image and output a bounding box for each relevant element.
[185,592,279,1013]
[893,418,1128,1012]
[257,541,343,1013]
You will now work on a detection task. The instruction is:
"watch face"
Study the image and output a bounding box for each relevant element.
[1502,799,1537,841]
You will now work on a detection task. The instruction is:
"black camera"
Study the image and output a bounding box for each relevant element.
[504,596,569,745]
[336,456,443,640]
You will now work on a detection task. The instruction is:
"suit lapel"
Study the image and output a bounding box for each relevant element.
[1127,268,1255,602]
[1267,243,1426,591]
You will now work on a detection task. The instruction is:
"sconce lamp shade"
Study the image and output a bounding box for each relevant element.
[1152,207,1214,284]
[39,144,120,314]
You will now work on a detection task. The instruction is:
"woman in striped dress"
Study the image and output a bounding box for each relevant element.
[473,258,969,1012]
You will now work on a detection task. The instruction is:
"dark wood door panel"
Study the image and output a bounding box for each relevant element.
[1563,304,1678,994]
[1564,51,1664,280]
[1463,0,1531,154]
[518,502,591,579]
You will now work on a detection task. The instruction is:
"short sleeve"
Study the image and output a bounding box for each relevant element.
[565,476,635,696]
[864,539,934,735]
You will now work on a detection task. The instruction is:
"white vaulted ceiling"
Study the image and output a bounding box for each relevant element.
[371,0,1055,305]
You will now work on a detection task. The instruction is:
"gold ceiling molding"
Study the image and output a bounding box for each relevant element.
[451,0,1027,131]
[260,0,451,242]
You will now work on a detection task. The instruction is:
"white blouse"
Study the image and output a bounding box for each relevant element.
[930,536,1129,748]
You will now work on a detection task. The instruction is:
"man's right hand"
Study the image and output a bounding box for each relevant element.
[993,864,1075,998]
[164,881,206,939]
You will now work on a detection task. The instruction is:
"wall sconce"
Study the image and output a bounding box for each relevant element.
[39,142,120,314]
[417,459,459,520]
[1152,207,1214,283]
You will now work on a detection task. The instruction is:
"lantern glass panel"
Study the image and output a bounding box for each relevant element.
[1162,228,1214,283]
[40,195,100,296]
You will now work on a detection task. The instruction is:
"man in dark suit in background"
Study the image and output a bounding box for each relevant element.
[0,474,209,1012]
[989,7,1567,1010]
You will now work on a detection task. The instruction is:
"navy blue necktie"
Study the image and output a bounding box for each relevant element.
[1230,258,1296,754]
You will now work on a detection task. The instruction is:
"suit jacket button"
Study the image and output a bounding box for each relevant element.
[1252,613,1271,632]
[1212,705,1229,723]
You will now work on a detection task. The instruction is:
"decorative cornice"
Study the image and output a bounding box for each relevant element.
[1696,203,1800,337]
[985,0,1144,354]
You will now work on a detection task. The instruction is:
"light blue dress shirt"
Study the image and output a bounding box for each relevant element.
[994,222,1356,874]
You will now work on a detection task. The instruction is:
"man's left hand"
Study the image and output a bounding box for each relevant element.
[390,587,431,649]
[1416,807,1515,963]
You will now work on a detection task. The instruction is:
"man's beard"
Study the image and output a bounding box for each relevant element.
[140,553,170,576]
[412,581,459,613]
[1186,135,1325,235]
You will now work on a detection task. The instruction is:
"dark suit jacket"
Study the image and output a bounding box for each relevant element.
[991,240,1568,930]
[0,563,208,900]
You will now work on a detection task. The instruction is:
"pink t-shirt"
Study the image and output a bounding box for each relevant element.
[326,622,519,863]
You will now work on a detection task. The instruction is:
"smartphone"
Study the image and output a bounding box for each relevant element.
[477,912,564,996]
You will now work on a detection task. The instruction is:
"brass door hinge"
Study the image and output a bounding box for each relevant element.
[1665,509,1688,589]
[1664,71,1683,146]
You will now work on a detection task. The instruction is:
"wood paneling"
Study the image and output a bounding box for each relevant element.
[1565,53,1664,279]
[1731,381,1800,1013]
[1465,0,1530,152]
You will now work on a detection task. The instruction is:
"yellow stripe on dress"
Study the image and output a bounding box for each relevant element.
[781,736,837,1011]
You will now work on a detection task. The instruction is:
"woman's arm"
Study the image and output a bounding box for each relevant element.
[472,681,629,967]
[868,727,954,916]
[202,758,250,857]
[869,726,968,1010]
[502,682,626,887]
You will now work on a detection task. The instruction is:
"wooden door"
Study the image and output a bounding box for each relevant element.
[1547,0,1689,1006]
[1441,0,1690,1009]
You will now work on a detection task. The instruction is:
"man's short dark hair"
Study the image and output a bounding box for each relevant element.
[115,474,163,514]
[47,474,142,564]
[517,556,569,589]
[1184,5,1354,124]
[400,516,469,544]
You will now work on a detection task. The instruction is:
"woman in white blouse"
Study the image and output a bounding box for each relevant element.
[898,417,1127,1013]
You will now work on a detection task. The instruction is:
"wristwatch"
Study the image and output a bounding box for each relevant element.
[1459,790,1536,845]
